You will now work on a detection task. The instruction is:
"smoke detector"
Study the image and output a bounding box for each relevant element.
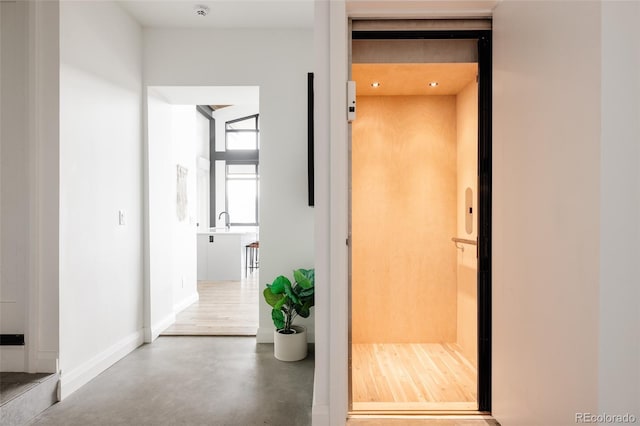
[194,5,209,17]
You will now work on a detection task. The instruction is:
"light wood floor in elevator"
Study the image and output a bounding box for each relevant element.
[351,343,477,412]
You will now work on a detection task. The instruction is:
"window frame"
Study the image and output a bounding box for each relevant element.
[222,114,260,226]
[225,114,260,150]
[224,162,259,226]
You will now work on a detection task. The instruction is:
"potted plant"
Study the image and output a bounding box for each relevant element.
[263,268,314,361]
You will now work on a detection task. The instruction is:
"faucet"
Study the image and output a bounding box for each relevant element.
[218,211,230,230]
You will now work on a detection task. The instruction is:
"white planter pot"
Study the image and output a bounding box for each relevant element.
[273,325,307,361]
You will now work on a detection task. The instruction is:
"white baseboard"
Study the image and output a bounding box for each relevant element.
[149,312,176,342]
[59,330,143,400]
[142,291,197,343]
[0,346,25,371]
[256,327,315,343]
[173,291,199,314]
[311,404,330,426]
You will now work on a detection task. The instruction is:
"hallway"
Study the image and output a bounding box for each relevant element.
[161,276,259,336]
[29,337,314,426]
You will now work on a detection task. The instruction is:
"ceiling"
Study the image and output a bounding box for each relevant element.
[121,2,487,102]
[116,0,498,30]
[352,63,478,96]
[118,0,314,29]
[149,86,259,106]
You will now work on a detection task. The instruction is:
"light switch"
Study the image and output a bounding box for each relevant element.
[118,210,125,226]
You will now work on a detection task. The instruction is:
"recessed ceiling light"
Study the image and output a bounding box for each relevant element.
[428,81,439,87]
[371,82,381,88]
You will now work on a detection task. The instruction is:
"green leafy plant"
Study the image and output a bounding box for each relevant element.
[263,268,315,334]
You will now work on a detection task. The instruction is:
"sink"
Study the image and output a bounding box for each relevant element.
[201,226,259,235]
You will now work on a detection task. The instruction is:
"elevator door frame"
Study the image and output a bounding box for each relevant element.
[348,28,493,413]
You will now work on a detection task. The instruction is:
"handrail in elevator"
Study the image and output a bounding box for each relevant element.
[452,237,477,256]
[451,237,477,246]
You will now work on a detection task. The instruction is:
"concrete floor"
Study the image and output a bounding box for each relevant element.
[29,337,314,426]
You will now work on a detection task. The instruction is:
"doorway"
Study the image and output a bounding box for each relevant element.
[164,107,261,336]
[348,25,492,414]
[145,86,261,339]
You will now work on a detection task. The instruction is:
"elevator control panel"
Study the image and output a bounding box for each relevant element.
[347,81,356,122]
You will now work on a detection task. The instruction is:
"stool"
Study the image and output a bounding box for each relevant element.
[245,241,259,277]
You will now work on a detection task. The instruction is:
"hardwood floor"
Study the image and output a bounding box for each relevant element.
[161,274,259,336]
[347,416,499,426]
[351,343,477,412]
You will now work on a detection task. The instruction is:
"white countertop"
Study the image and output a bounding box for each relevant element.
[197,226,259,236]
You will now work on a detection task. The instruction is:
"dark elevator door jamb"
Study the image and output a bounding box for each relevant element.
[352,28,493,413]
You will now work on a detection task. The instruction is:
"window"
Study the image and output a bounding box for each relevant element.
[223,115,259,226]
[226,115,259,150]
[226,164,258,225]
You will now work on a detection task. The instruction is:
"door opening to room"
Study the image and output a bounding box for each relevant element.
[182,111,260,336]
[146,87,261,338]
[348,23,492,414]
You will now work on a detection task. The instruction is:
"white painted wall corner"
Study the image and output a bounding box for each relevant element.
[311,403,330,426]
[148,312,176,342]
[173,290,198,314]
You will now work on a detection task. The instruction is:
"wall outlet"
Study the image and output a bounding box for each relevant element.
[118,210,125,226]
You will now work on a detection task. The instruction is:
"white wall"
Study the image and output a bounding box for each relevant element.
[195,110,209,230]
[30,0,61,375]
[169,106,199,313]
[599,0,640,417]
[1,0,59,373]
[312,2,332,423]
[0,0,29,349]
[146,91,175,340]
[59,0,143,398]
[493,1,601,423]
[314,2,350,424]
[144,28,315,343]
[145,99,202,341]
[195,111,209,160]
[492,2,640,422]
